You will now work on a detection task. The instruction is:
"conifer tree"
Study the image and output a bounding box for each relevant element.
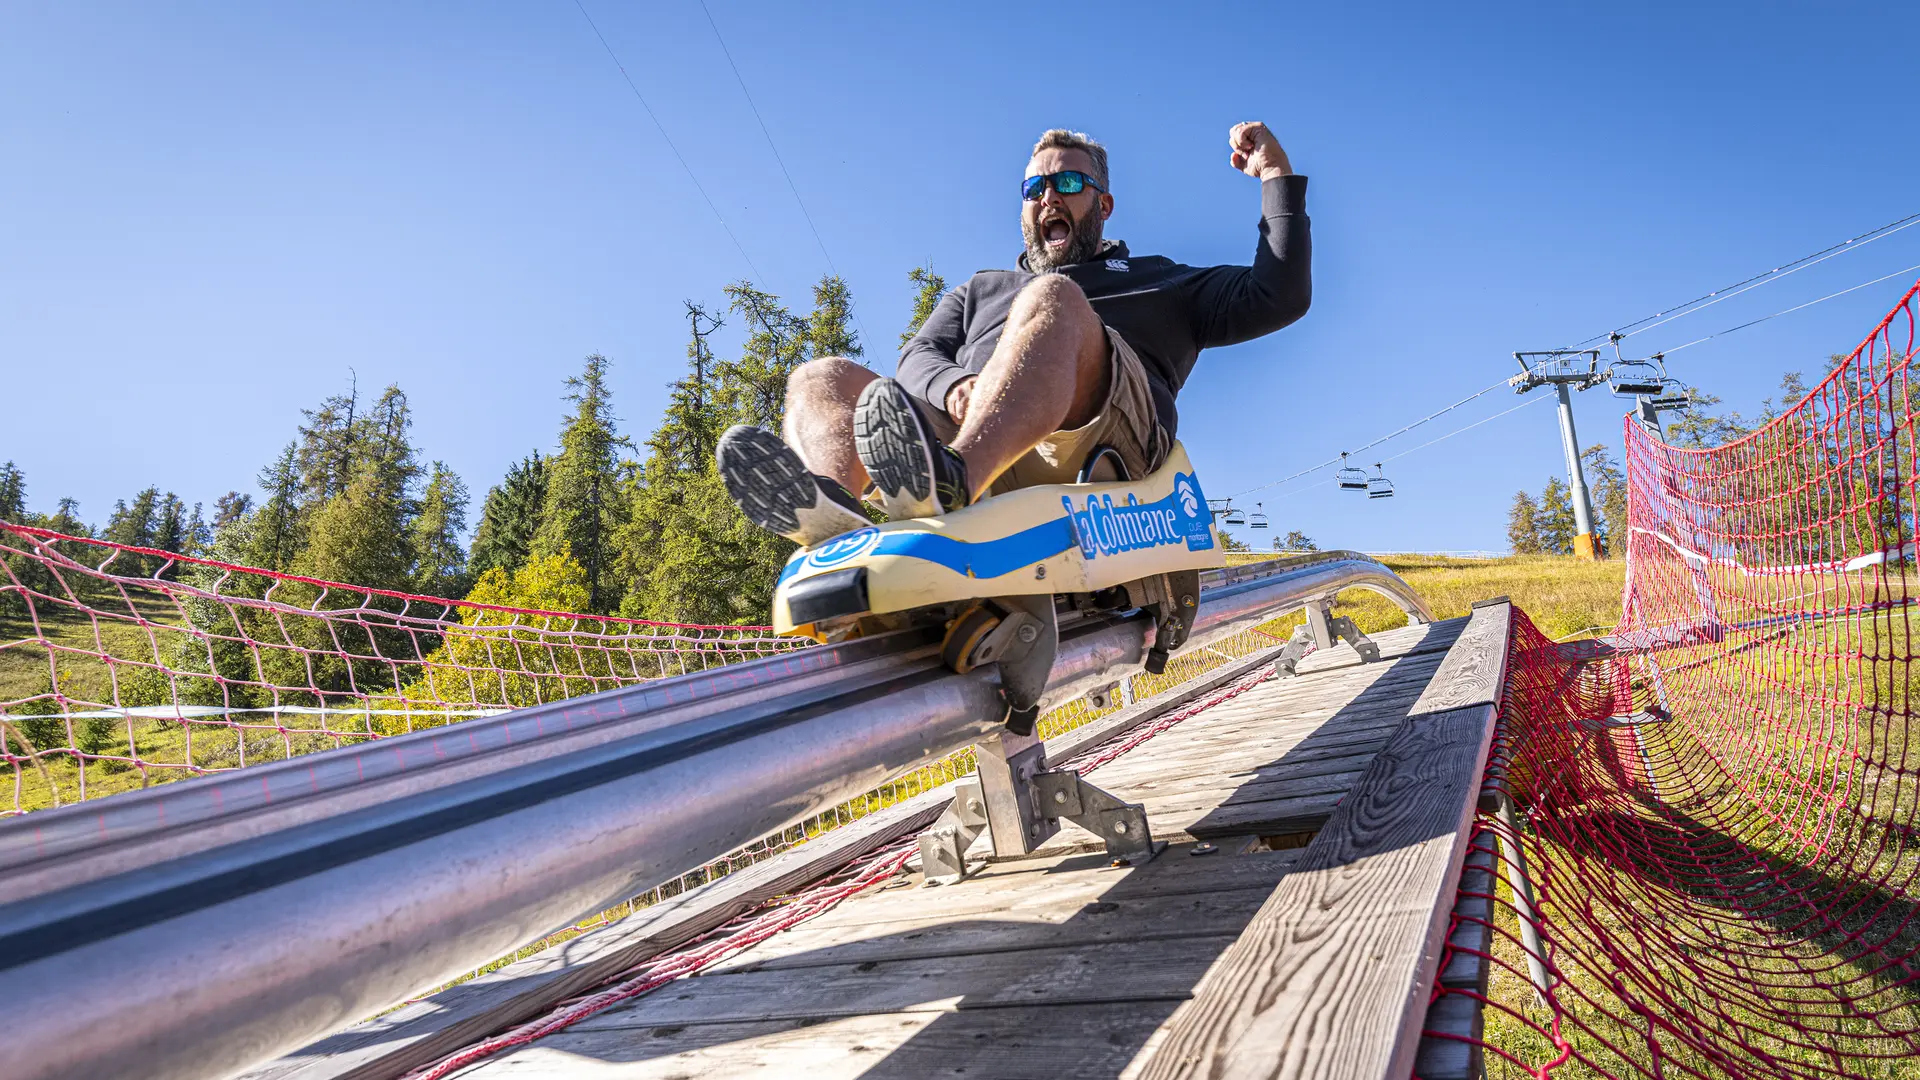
[719,283,809,429]
[1537,479,1576,555]
[1506,492,1543,555]
[1666,389,1752,450]
[49,498,84,537]
[0,462,25,523]
[104,487,161,550]
[248,444,304,572]
[213,492,254,532]
[409,462,470,598]
[533,355,633,613]
[901,264,948,347]
[650,304,725,475]
[468,452,547,581]
[297,460,413,594]
[295,375,361,503]
[152,494,188,555]
[1582,444,1628,556]
[806,275,863,363]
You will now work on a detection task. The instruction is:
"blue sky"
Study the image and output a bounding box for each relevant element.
[5,2,1918,554]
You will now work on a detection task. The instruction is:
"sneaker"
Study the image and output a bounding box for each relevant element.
[716,425,872,547]
[853,378,971,520]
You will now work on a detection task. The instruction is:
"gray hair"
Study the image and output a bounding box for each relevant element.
[1031,129,1109,191]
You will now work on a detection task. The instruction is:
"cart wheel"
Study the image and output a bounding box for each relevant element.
[941,602,1002,673]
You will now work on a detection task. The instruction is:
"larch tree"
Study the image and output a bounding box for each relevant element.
[1582,444,1628,557]
[1537,479,1576,555]
[247,444,304,572]
[900,264,948,347]
[1507,491,1544,555]
[213,492,254,532]
[718,282,809,430]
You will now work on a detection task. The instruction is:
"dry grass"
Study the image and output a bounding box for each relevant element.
[1227,552,1626,644]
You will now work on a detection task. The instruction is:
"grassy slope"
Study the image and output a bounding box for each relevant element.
[1232,552,1626,643]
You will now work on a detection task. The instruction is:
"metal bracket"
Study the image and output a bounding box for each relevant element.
[1271,623,1318,678]
[918,778,989,885]
[1032,768,1158,865]
[962,728,1160,867]
[1304,599,1380,663]
[973,729,1060,856]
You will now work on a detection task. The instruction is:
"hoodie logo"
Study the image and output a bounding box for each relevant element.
[1106,259,1129,272]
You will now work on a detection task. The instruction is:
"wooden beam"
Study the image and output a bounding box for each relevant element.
[1409,600,1512,716]
[1127,603,1511,1080]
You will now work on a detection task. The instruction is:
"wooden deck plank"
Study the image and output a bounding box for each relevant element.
[462,1001,1185,1079]
[391,612,1481,1080]
[760,845,1306,937]
[707,857,1301,974]
[1127,603,1511,1080]
[559,936,1240,1030]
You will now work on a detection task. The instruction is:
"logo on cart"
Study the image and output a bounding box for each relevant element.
[804,527,881,569]
[1062,472,1214,561]
[1175,475,1200,518]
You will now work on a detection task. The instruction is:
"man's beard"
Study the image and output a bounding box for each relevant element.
[1022,205,1105,272]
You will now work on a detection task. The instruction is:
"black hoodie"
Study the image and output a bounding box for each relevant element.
[896,174,1312,439]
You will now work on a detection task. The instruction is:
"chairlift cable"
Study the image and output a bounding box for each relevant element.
[1563,212,1920,350]
[573,0,766,282]
[1649,261,1920,358]
[696,0,875,351]
[1235,252,1920,501]
[1229,378,1514,498]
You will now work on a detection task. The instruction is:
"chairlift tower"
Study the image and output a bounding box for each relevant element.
[1511,348,1607,561]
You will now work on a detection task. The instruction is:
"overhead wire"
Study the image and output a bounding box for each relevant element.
[1252,396,1554,505]
[1227,376,1515,498]
[1651,261,1920,358]
[1563,212,1920,349]
[1229,214,1920,501]
[695,0,874,353]
[572,0,765,282]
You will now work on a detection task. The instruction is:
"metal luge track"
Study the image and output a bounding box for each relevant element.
[0,552,1430,1080]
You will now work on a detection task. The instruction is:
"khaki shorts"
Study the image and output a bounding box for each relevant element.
[921,327,1168,497]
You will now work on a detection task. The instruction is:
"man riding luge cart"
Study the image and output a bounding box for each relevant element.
[717,122,1313,734]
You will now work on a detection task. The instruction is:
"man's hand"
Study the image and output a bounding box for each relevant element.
[945,376,978,425]
[1229,121,1292,181]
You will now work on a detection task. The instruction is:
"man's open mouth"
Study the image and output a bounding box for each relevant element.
[1042,215,1072,248]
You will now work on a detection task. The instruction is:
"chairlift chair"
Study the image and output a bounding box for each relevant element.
[1248,502,1269,529]
[1608,349,1670,397]
[1223,508,1247,527]
[1335,452,1370,492]
[1649,381,1694,414]
[1367,464,1395,500]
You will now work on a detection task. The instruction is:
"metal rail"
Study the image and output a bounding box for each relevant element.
[0,551,1429,1080]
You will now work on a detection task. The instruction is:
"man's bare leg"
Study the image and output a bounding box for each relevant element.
[949,275,1111,498]
[783,356,878,495]
[714,354,876,546]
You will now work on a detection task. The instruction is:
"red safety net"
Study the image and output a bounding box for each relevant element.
[1437,280,1920,1078]
[0,522,807,816]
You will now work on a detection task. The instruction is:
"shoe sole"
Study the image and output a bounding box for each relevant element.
[854,379,938,520]
[716,426,869,547]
